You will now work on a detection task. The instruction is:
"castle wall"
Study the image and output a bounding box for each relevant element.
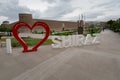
[7,13,78,33]
[33,19,77,32]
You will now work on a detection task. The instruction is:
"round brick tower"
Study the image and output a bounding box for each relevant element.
[19,13,33,25]
[19,13,33,32]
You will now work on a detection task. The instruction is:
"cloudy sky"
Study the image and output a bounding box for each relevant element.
[0,0,120,24]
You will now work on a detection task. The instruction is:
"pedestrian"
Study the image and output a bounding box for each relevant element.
[102,27,105,31]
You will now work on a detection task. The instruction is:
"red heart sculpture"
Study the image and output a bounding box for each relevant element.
[12,22,50,53]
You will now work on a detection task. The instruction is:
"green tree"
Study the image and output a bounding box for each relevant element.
[107,19,120,32]
[0,27,12,36]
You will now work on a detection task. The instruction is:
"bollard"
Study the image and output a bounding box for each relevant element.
[6,38,12,54]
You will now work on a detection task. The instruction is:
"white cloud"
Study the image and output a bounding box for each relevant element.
[0,16,8,24]
[19,0,56,13]
[0,0,120,23]
[61,9,81,18]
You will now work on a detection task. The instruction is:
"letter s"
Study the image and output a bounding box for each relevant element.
[51,36,62,48]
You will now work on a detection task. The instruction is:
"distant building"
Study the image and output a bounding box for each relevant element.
[100,22,107,27]
[3,21,9,24]
[1,21,10,28]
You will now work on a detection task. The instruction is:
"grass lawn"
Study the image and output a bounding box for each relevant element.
[11,38,53,47]
[51,30,76,36]
[87,28,102,36]
[0,38,6,42]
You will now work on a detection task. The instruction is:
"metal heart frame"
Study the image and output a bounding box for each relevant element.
[12,22,50,53]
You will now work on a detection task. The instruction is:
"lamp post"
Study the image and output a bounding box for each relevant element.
[77,20,83,34]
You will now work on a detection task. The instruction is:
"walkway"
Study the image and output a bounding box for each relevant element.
[0,30,120,80]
